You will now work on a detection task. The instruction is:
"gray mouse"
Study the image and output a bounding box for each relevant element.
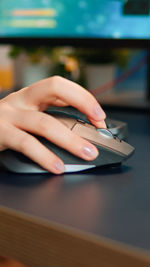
[0,107,135,173]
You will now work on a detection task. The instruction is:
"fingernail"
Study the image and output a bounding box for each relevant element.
[98,120,107,129]
[55,161,65,173]
[82,145,98,159]
[93,105,105,120]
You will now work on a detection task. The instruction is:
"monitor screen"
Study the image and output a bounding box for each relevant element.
[0,0,150,45]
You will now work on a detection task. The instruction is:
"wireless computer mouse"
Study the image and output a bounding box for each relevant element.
[46,106,128,140]
[0,107,135,173]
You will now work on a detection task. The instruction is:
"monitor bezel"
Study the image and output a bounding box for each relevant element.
[0,37,150,48]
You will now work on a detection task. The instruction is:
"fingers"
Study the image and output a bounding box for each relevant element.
[1,122,65,174]
[13,109,99,162]
[0,76,106,174]
[89,118,107,129]
[22,76,106,127]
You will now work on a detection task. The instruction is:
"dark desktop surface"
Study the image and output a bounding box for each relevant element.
[0,109,150,252]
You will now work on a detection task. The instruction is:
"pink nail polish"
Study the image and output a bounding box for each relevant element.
[55,161,65,172]
[82,146,98,159]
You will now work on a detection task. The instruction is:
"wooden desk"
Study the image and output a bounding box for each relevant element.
[0,110,150,267]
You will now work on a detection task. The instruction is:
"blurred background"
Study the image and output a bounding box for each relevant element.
[0,0,150,108]
[0,1,150,265]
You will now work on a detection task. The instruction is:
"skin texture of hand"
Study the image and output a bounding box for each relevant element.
[0,76,106,174]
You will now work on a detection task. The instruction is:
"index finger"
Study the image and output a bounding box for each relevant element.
[23,76,106,127]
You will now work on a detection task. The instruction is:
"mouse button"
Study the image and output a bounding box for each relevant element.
[56,117,77,129]
[97,129,114,139]
[84,123,96,129]
[72,124,134,156]
[72,123,104,143]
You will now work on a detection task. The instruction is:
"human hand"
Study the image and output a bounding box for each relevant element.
[0,76,106,174]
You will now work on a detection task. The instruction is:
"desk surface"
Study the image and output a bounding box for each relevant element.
[0,110,150,265]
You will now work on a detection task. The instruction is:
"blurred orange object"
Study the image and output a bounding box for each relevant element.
[0,68,14,90]
[0,46,14,91]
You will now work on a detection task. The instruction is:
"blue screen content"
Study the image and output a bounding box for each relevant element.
[0,0,150,39]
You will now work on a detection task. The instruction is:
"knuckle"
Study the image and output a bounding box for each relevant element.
[49,75,63,89]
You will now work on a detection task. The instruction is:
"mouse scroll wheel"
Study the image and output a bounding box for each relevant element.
[97,129,114,139]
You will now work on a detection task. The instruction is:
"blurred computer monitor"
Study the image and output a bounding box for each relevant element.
[0,0,150,47]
